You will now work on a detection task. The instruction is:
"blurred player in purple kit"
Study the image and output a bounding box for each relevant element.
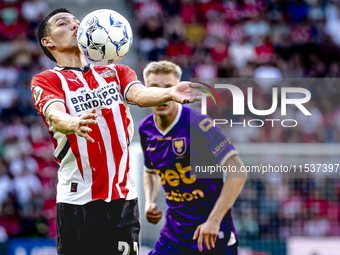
[139,61,247,254]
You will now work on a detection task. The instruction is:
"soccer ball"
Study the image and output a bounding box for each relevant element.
[77,9,133,65]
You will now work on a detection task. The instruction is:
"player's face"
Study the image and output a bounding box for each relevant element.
[46,13,80,51]
[146,73,179,116]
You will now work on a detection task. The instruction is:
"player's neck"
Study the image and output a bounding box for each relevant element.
[55,51,88,70]
[155,104,179,132]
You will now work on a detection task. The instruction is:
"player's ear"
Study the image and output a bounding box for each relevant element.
[41,37,54,48]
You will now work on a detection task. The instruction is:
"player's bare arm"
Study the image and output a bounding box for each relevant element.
[126,82,204,106]
[193,155,246,252]
[144,170,162,225]
[45,102,98,143]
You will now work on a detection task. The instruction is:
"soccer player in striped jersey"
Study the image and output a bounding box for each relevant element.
[139,61,247,254]
[31,8,203,255]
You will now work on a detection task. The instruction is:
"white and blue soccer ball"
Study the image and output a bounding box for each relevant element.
[77,9,133,65]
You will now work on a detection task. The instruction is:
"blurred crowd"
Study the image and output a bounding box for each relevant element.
[0,0,58,241]
[131,0,340,79]
[0,0,54,89]
[234,177,340,239]
[0,0,339,243]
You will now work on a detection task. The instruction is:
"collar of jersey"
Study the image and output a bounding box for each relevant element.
[54,64,91,73]
[153,103,182,136]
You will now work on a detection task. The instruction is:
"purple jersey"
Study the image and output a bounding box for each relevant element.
[139,105,238,250]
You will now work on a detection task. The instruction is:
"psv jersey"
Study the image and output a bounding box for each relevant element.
[139,105,238,250]
[31,64,140,204]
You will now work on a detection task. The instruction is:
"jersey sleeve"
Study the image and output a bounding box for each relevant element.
[113,64,141,101]
[31,71,65,116]
[192,115,238,166]
[138,126,154,171]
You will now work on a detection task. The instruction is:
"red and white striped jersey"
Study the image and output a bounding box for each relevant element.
[31,64,140,205]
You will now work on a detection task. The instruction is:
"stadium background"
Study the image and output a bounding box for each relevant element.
[0,0,339,254]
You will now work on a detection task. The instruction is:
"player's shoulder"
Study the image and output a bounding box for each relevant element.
[139,113,155,133]
[32,69,58,80]
[184,105,212,124]
[108,64,134,73]
[31,69,60,88]
[185,106,222,136]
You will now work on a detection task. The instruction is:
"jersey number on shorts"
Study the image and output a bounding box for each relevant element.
[118,241,139,255]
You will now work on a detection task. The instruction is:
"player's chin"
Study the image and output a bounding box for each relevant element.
[154,110,169,116]
[69,38,79,47]
[153,106,168,114]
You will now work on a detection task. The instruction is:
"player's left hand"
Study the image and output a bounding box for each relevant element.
[193,220,220,252]
[170,82,204,104]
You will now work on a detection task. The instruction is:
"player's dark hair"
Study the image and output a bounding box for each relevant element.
[38,8,72,63]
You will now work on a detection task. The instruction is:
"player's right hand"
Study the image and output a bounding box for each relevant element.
[72,108,98,143]
[170,82,205,104]
[145,202,162,225]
